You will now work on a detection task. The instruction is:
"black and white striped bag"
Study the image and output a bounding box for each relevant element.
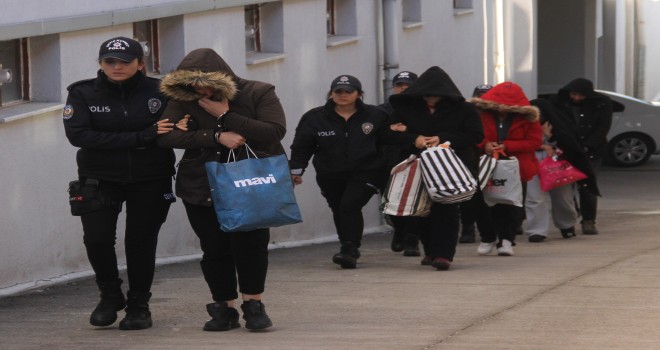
[478,154,498,190]
[419,142,477,204]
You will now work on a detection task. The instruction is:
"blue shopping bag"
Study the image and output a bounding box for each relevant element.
[205,147,302,232]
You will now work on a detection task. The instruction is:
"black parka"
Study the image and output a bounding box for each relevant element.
[63,70,175,182]
[388,66,484,174]
[530,99,600,196]
[549,78,613,159]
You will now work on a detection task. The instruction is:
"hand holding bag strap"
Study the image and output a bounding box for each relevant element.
[226,143,258,163]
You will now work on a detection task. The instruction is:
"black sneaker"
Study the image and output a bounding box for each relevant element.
[390,233,404,252]
[528,234,546,243]
[204,302,240,331]
[402,246,421,257]
[241,300,273,330]
[90,279,126,327]
[560,227,576,239]
[118,291,152,330]
[458,224,476,243]
[332,243,359,269]
[402,234,420,256]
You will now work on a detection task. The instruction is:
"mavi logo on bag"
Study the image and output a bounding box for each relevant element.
[234,174,276,187]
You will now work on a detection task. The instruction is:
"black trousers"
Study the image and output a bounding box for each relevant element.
[183,202,270,302]
[388,215,419,240]
[80,178,173,292]
[418,203,460,261]
[459,194,479,226]
[316,171,382,246]
[476,182,527,244]
[578,157,603,222]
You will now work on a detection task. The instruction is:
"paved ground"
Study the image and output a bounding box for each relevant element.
[1,157,660,350]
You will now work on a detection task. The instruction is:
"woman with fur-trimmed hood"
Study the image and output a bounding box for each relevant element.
[469,81,542,256]
[157,48,286,331]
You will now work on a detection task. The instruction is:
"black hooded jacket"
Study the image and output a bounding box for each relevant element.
[63,70,175,182]
[530,99,600,196]
[549,78,613,159]
[388,66,484,174]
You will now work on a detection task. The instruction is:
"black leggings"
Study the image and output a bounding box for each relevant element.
[80,178,173,292]
[183,202,270,302]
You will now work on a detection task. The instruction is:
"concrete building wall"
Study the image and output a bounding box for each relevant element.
[0,0,536,294]
[640,0,660,101]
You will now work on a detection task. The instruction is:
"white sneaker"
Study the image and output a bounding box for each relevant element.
[497,239,514,256]
[477,241,497,255]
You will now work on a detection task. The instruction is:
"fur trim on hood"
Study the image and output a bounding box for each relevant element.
[160,70,237,102]
[468,81,539,122]
[160,48,238,102]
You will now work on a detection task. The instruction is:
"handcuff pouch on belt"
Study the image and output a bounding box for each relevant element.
[67,178,108,216]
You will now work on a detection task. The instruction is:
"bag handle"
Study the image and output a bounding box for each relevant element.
[226,143,258,163]
[491,148,507,160]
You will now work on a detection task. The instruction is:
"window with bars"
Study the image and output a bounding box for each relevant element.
[133,20,160,75]
[326,0,358,46]
[244,2,284,61]
[402,0,422,25]
[0,38,29,108]
[327,0,336,36]
[245,5,262,53]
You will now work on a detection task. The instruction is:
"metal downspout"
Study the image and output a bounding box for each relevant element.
[382,0,399,101]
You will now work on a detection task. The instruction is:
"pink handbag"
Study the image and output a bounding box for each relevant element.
[538,156,587,192]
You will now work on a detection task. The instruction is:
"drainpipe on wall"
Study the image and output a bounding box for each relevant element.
[494,0,506,84]
[382,0,399,101]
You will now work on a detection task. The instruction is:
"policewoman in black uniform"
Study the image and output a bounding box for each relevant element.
[63,37,176,330]
[289,75,408,269]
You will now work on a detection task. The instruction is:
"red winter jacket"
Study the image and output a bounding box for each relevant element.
[469,82,542,182]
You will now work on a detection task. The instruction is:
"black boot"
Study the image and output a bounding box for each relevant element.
[332,242,360,269]
[90,278,126,327]
[204,302,241,331]
[240,300,273,330]
[458,223,476,243]
[118,291,152,330]
[402,234,420,257]
[390,230,404,252]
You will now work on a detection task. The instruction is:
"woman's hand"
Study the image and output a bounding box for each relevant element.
[175,115,191,131]
[390,123,407,132]
[415,135,440,149]
[199,98,229,118]
[291,175,303,186]
[217,131,246,149]
[541,144,556,157]
[156,119,175,134]
[542,121,553,138]
[484,141,504,155]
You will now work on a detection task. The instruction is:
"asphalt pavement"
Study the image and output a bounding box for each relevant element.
[1,157,660,350]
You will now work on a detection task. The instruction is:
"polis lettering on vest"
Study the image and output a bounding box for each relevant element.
[89,106,111,112]
[317,131,336,137]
